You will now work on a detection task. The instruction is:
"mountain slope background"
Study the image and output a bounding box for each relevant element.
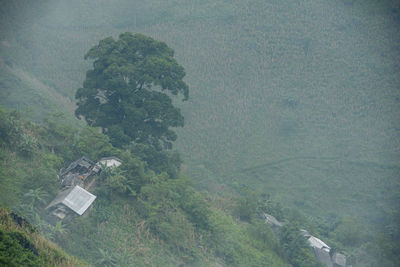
[0,0,399,265]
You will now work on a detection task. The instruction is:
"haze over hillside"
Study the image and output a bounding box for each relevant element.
[1,1,399,265]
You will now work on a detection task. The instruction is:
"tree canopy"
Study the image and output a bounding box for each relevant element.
[75,32,189,149]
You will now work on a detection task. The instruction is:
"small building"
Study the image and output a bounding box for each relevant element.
[300,231,346,267]
[46,156,122,222]
[302,233,333,266]
[263,213,284,227]
[263,213,284,233]
[98,156,122,169]
[306,236,331,252]
[59,157,100,189]
[60,156,94,177]
[263,214,347,267]
[46,185,96,220]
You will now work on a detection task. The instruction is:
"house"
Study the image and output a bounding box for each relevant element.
[300,230,346,267]
[263,213,285,235]
[97,156,122,168]
[59,156,94,177]
[46,185,96,220]
[300,230,332,266]
[263,213,284,231]
[46,156,122,221]
[59,156,100,189]
[306,235,331,252]
[263,220,347,267]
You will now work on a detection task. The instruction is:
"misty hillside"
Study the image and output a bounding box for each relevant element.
[1,0,399,266]
[0,206,87,266]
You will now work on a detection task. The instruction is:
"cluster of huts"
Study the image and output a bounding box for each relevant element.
[46,156,122,221]
[264,213,347,267]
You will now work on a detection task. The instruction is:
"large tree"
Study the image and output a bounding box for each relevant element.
[75,32,189,149]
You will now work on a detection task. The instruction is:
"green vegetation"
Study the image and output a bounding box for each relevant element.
[0,0,399,266]
[0,206,87,267]
[279,222,318,267]
[0,101,398,265]
[75,33,189,149]
[0,105,289,266]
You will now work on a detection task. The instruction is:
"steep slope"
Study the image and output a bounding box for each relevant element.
[0,63,77,123]
[0,106,289,266]
[0,206,87,267]
[1,1,398,222]
[0,1,399,265]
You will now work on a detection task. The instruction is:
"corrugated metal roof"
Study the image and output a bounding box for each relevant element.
[46,187,75,209]
[46,186,96,216]
[307,236,331,252]
[263,213,284,227]
[98,157,122,168]
[62,186,96,215]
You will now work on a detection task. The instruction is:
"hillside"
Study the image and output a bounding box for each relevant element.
[0,63,78,123]
[0,106,292,266]
[1,0,399,218]
[0,0,399,266]
[0,206,87,266]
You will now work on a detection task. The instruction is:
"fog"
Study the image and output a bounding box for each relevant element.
[1,0,399,266]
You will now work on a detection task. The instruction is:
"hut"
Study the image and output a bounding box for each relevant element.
[263,213,284,234]
[97,156,122,168]
[46,185,96,220]
[59,157,100,189]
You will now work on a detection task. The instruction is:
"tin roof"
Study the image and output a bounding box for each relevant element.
[99,156,122,162]
[46,186,96,215]
[263,213,284,227]
[307,236,331,252]
[98,157,122,168]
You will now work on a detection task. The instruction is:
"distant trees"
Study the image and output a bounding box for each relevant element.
[75,32,189,150]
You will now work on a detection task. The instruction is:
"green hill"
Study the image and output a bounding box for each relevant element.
[0,206,87,266]
[0,106,290,266]
[0,0,399,266]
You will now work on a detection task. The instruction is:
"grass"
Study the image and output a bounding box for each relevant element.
[0,0,399,264]
[0,206,88,267]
